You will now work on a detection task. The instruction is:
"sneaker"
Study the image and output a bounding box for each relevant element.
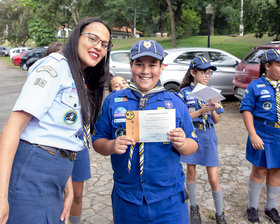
[265,208,280,224]
[216,212,227,224]
[246,207,260,223]
[190,205,202,224]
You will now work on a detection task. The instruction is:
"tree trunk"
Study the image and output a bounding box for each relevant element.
[166,0,176,48]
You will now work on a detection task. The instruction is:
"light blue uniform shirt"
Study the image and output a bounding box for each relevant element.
[13,53,83,152]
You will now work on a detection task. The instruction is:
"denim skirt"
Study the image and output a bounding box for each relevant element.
[8,140,74,224]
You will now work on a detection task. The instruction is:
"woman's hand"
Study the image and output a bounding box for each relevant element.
[199,104,211,115]
[60,176,74,223]
[249,133,264,150]
[0,198,9,224]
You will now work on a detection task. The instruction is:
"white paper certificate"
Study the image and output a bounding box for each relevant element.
[126,109,176,142]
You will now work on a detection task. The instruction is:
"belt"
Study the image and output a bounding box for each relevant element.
[21,140,77,161]
[193,122,213,130]
[254,117,280,129]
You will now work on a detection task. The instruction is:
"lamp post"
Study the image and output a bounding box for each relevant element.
[205,3,214,48]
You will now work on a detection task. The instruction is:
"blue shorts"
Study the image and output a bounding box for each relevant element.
[8,140,74,224]
[72,147,91,182]
[111,186,189,224]
[181,126,219,167]
[246,119,280,169]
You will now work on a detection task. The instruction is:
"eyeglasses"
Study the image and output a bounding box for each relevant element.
[80,33,113,51]
[200,70,213,77]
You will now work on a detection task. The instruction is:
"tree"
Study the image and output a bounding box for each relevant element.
[166,0,176,47]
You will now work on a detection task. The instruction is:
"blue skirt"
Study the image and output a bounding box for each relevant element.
[8,140,74,224]
[246,119,280,169]
[181,126,219,167]
[72,147,91,182]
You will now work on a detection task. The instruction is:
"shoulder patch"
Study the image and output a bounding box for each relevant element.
[36,65,57,77]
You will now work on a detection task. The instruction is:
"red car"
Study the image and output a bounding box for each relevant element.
[233,41,280,100]
[12,50,29,66]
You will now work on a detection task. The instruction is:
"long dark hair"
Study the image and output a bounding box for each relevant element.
[63,17,112,132]
[259,60,272,77]
[179,67,199,90]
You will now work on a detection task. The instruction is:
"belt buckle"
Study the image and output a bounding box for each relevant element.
[70,152,77,161]
[274,123,280,128]
[198,123,204,129]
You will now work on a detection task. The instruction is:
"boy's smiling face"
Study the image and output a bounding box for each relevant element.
[130,56,163,94]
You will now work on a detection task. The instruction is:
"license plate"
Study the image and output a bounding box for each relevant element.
[237,88,245,96]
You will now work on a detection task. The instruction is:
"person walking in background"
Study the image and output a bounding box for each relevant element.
[108,75,129,92]
[92,40,198,223]
[46,41,64,56]
[240,49,280,224]
[179,57,227,224]
[0,17,112,224]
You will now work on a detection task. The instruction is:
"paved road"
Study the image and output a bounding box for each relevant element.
[0,58,276,223]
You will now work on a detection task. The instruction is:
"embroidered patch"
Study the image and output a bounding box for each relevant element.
[165,101,173,109]
[257,84,266,88]
[115,128,126,137]
[36,65,58,77]
[189,107,196,113]
[114,107,127,118]
[191,131,197,138]
[157,107,165,110]
[261,95,271,99]
[263,102,272,110]
[261,89,270,95]
[114,97,128,103]
[163,141,170,144]
[244,89,249,94]
[34,77,47,88]
[125,111,134,120]
[187,100,196,104]
[114,118,126,123]
[63,110,78,125]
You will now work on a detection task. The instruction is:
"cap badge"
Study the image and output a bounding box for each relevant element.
[143,41,151,49]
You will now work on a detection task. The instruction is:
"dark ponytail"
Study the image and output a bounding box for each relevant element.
[179,67,198,90]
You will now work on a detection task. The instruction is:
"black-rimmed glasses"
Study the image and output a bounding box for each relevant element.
[200,70,213,77]
[80,32,113,51]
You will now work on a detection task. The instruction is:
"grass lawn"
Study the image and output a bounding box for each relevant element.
[0,56,22,70]
[112,33,274,59]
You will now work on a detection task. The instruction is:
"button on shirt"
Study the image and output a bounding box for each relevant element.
[13,53,83,152]
[180,86,224,124]
[92,88,198,205]
[240,76,277,122]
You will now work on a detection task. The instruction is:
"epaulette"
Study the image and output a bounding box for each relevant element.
[48,52,67,62]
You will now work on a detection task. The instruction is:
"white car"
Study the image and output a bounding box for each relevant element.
[160,47,241,94]
[109,50,131,81]
[10,47,32,61]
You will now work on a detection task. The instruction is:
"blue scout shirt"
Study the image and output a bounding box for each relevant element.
[92,88,198,205]
[13,53,83,152]
[179,86,224,124]
[240,75,278,122]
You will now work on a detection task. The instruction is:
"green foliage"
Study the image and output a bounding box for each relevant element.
[28,18,56,46]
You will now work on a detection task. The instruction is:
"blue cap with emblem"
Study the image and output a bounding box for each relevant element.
[130,40,164,61]
[262,49,280,64]
[189,56,217,71]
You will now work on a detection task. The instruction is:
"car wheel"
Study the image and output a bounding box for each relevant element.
[22,63,27,70]
[164,82,179,93]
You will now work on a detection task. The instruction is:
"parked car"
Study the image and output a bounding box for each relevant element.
[232,41,280,100]
[109,50,131,80]
[160,48,240,94]
[10,47,32,60]
[0,46,10,56]
[12,50,29,66]
[20,48,46,70]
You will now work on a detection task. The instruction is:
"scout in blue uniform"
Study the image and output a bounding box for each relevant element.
[240,49,280,224]
[179,57,227,224]
[0,17,112,224]
[92,40,198,224]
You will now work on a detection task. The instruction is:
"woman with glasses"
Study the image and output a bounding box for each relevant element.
[0,17,112,224]
[179,57,227,224]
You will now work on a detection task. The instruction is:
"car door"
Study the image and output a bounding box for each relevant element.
[207,51,239,95]
[110,51,131,80]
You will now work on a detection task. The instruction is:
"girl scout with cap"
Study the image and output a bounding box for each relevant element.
[179,57,227,224]
[240,49,280,224]
[0,17,112,223]
[92,40,198,223]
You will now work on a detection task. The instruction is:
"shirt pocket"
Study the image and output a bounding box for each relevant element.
[61,92,81,110]
[112,122,126,139]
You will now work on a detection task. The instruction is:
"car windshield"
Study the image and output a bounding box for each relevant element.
[174,51,204,64]
[209,51,237,67]
[111,52,130,63]
[245,49,266,64]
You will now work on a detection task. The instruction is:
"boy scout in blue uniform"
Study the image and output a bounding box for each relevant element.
[92,40,198,223]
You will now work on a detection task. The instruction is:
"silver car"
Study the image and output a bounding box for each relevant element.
[160,47,241,94]
[109,50,131,81]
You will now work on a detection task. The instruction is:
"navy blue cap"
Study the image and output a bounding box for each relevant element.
[262,49,280,64]
[189,56,217,71]
[130,40,164,61]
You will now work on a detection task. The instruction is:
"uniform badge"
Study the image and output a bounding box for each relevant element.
[64,110,78,125]
[34,77,47,88]
[114,107,127,118]
[165,101,173,109]
[143,41,151,49]
[125,111,134,120]
[263,102,272,110]
[36,65,58,77]
[157,107,165,110]
[115,128,126,137]
[187,101,196,104]
[257,84,266,88]
[191,131,197,138]
[261,89,269,95]
[189,107,196,113]
[114,97,128,103]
